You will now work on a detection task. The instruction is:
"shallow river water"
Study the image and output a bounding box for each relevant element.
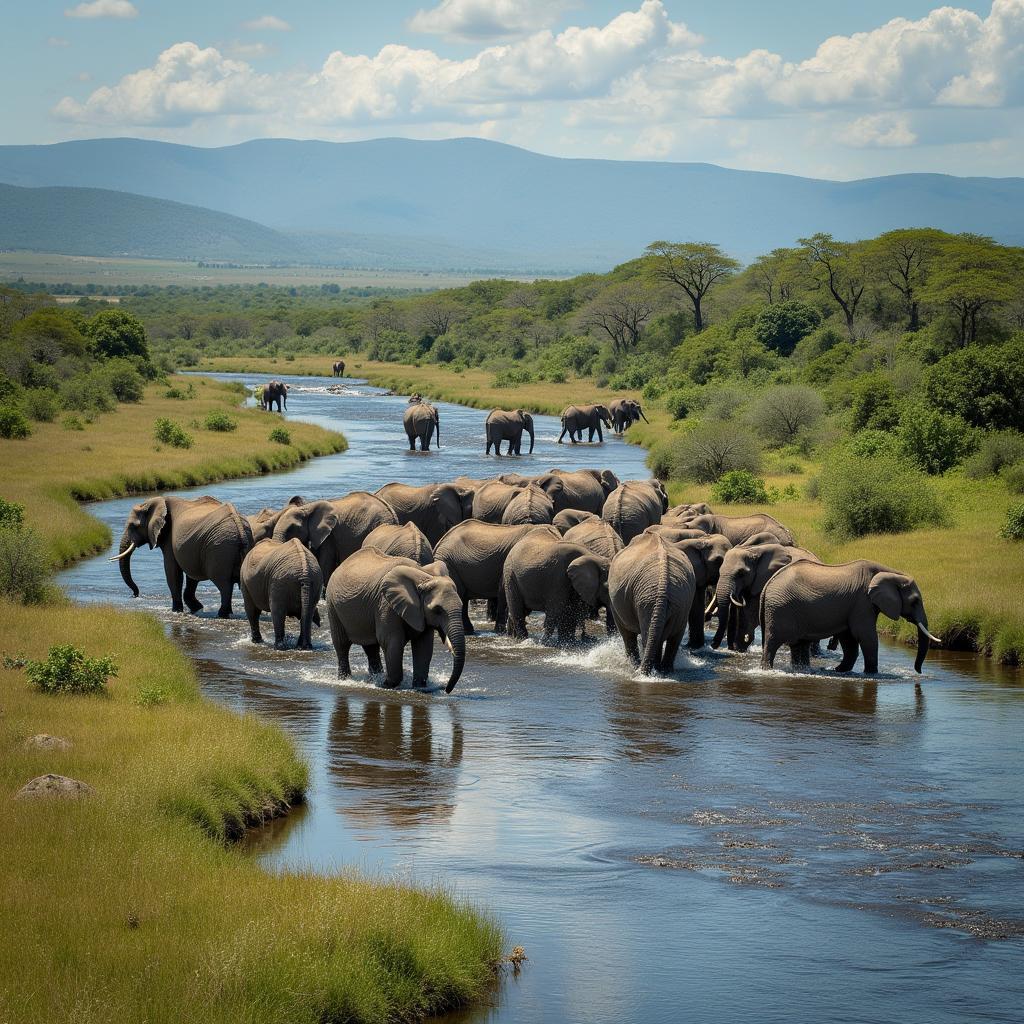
[61,372,1024,1024]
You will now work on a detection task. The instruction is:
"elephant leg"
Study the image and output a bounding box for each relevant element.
[270,598,288,649]
[505,584,528,641]
[408,434,416,452]
[762,637,783,670]
[312,607,321,627]
[834,630,859,673]
[364,643,383,675]
[494,588,509,635]
[297,605,314,651]
[410,630,433,687]
[596,424,604,442]
[162,548,185,613]
[827,634,840,650]
[858,627,879,674]
[661,630,685,673]
[486,435,494,455]
[242,589,262,644]
[214,577,234,618]
[620,628,641,666]
[381,634,406,688]
[183,575,204,613]
[606,607,616,635]
[687,595,706,650]
[791,641,812,669]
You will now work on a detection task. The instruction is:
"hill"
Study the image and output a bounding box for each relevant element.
[1,138,1023,271]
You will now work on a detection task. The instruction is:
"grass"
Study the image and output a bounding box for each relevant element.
[1,375,347,568]
[0,601,503,1024]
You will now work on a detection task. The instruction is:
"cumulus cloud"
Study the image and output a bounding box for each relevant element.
[408,0,568,41]
[243,15,290,32]
[838,113,918,148]
[65,0,138,19]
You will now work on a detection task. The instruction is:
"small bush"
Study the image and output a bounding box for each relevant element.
[23,388,59,422]
[819,454,947,538]
[963,431,1024,479]
[1001,502,1024,540]
[0,408,31,439]
[747,385,824,446]
[25,644,117,695]
[0,524,49,604]
[711,470,773,504]
[753,300,822,355]
[669,421,762,483]
[62,414,85,431]
[269,426,291,445]
[846,429,902,459]
[662,390,691,421]
[492,368,533,388]
[897,403,975,475]
[163,383,195,400]
[135,685,170,707]
[153,417,194,449]
[204,411,238,432]
[102,359,146,403]
[848,372,901,431]
[1003,463,1024,495]
[0,499,25,530]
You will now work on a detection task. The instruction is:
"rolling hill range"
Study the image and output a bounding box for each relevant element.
[1,137,1023,272]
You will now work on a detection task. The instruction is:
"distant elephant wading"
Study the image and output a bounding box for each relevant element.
[486,409,535,455]
[240,538,323,649]
[404,402,440,451]
[261,380,289,412]
[609,398,649,434]
[558,404,612,444]
[332,360,346,377]
[112,495,252,617]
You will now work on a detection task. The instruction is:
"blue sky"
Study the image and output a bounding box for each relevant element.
[5,1,1022,179]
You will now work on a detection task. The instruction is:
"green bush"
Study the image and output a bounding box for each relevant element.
[204,411,238,432]
[25,644,117,695]
[135,685,170,707]
[0,499,25,530]
[923,340,1024,431]
[963,431,1024,479]
[153,417,194,449]
[819,454,947,538]
[269,426,291,444]
[23,388,59,422]
[897,403,975,475]
[846,429,902,459]
[711,470,772,504]
[753,300,822,355]
[1001,502,1024,540]
[101,359,146,403]
[86,309,149,361]
[62,414,85,431]
[0,408,31,439]
[164,383,196,400]
[662,389,691,421]
[667,421,762,483]
[747,384,824,446]
[848,372,901,431]
[1004,464,1024,496]
[0,524,51,605]
[492,368,533,388]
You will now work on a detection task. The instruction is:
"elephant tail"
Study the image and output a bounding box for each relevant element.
[298,549,313,636]
[640,541,670,674]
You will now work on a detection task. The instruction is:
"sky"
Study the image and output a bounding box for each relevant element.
[4,0,1024,179]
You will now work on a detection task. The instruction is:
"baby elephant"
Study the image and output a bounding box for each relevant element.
[326,548,466,692]
[240,538,323,649]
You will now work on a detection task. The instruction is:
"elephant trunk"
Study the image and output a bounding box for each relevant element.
[116,528,140,598]
[914,619,940,673]
[434,412,441,448]
[640,409,650,423]
[442,615,466,694]
[712,575,736,649]
[526,419,535,454]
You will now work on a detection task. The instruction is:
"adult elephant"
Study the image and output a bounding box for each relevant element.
[760,559,940,675]
[558,404,612,444]
[669,535,732,650]
[245,496,306,544]
[111,495,252,617]
[609,398,649,434]
[712,543,821,652]
[608,533,696,675]
[261,380,289,412]
[272,492,399,590]
[326,549,465,692]
[240,538,322,650]
[502,534,610,644]
[643,524,708,543]
[332,360,346,377]
[485,409,535,456]
[678,512,794,547]
[375,481,472,546]
[361,522,435,566]
[433,521,560,633]
[501,483,556,525]
[553,509,600,534]
[563,520,624,561]
[665,502,713,520]
[473,477,558,522]
[537,468,619,514]
[404,402,440,451]
[602,479,669,543]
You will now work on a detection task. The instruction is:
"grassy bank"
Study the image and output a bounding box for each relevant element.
[0,602,503,1024]
[2,374,346,567]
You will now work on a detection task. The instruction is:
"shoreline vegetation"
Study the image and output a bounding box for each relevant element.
[0,377,504,1023]
[201,355,1024,665]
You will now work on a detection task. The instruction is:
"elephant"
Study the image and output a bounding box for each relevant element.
[433,521,560,633]
[485,409,535,456]
[404,402,440,451]
[240,538,323,649]
[609,398,649,434]
[472,478,534,522]
[740,531,788,547]
[608,533,697,675]
[557,404,613,444]
[602,479,669,543]
[272,492,399,590]
[553,509,600,534]
[261,380,289,412]
[665,502,713,520]
[501,483,556,525]
[326,549,465,692]
[332,360,346,377]
[111,495,252,617]
[677,513,795,547]
[760,559,940,675]
[643,525,708,543]
[563,520,624,561]
[712,543,821,652]
[538,468,619,514]
[502,533,610,644]
[245,496,306,544]
[375,481,473,546]
[667,534,732,649]
[361,522,435,565]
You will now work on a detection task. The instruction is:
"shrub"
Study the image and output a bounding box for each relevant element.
[164,383,195,400]
[135,685,170,707]
[204,411,238,432]
[153,417,194,449]
[62,414,85,431]
[923,340,1024,431]
[963,431,1024,479]
[25,644,117,695]
[269,426,291,444]
[669,422,762,483]
[101,359,146,403]
[0,524,50,604]
[1001,502,1024,540]
[747,385,824,446]
[897,403,975,475]
[711,470,772,504]
[819,454,947,538]
[845,429,902,459]
[0,499,25,530]
[753,300,822,355]
[23,388,59,422]
[662,389,691,421]
[59,369,116,414]
[0,408,31,439]
[492,368,533,388]
[87,309,149,361]
[848,372,901,431]
[1003,463,1024,495]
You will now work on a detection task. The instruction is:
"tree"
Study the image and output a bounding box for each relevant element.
[798,233,868,340]
[868,228,946,332]
[753,300,821,355]
[749,247,805,304]
[922,339,1024,431]
[747,385,824,445]
[577,281,658,356]
[86,309,149,360]
[644,241,738,331]
[670,421,762,482]
[415,296,464,339]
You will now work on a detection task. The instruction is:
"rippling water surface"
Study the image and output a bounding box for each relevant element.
[61,373,1024,1024]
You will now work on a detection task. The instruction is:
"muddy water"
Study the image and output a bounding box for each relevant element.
[61,373,1024,1024]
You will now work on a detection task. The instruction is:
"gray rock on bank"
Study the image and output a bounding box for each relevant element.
[15,773,93,800]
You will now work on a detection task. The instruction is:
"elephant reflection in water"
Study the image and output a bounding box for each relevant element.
[603,678,696,762]
[327,697,464,829]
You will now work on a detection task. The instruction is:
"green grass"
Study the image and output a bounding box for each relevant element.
[0,601,503,1024]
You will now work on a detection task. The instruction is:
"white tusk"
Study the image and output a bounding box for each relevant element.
[730,594,746,608]
[705,597,717,616]
[444,636,455,654]
[917,623,941,644]
[108,543,136,561]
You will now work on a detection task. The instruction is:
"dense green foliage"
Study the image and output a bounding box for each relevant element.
[25,643,117,695]
[710,470,772,504]
[154,417,194,449]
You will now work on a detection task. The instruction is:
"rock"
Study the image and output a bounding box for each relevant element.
[23,733,72,751]
[15,774,94,800]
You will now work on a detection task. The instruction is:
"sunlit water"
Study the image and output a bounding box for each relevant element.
[61,373,1024,1024]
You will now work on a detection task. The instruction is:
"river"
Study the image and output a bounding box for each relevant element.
[60,372,1024,1024]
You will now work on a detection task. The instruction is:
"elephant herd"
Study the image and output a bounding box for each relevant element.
[111,465,938,694]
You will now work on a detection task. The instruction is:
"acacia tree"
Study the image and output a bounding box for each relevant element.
[414,296,463,338]
[749,247,805,304]
[868,228,947,331]
[577,281,658,356]
[798,233,868,340]
[645,241,738,331]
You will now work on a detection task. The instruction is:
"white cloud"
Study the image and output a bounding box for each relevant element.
[226,41,272,59]
[838,113,918,148]
[65,0,138,19]
[408,0,567,41]
[243,15,290,32]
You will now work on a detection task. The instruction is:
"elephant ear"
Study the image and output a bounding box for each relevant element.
[431,484,463,527]
[382,567,426,631]
[868,572,904,620]
[599,470,619,494]
[568,554,605,608]
[308,506,339,550]
[286,495,305,507]
[420,560,450,578]
[144,497,168,548]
